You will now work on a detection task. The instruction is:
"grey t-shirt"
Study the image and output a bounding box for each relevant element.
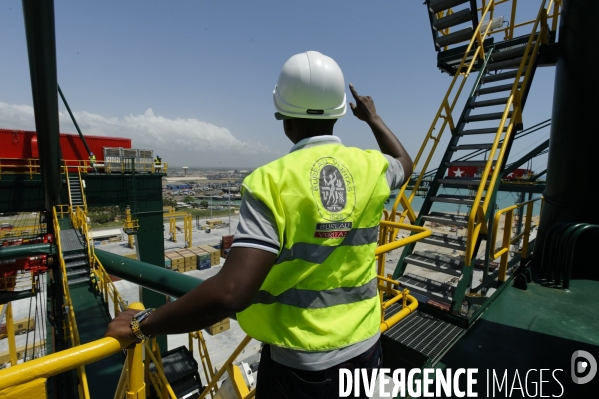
[232,135,404,370]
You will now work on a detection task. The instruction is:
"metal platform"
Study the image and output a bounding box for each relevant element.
[382,305,466,370]
[58,229,85,252]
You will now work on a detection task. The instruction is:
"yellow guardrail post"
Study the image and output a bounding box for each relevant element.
[6,302,17,366]
[126,302,146,399]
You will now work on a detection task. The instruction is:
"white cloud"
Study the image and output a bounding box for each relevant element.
[0,101,280,168]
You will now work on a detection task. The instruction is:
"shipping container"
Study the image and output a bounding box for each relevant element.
[0,128,131,161]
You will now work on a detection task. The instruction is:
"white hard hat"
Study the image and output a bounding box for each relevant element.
[273,51,346,120]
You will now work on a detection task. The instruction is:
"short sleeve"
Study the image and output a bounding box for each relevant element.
[232,190,280,255]
[382,154,405,190]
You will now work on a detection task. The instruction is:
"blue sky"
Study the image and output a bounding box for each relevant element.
[0,0,553,171]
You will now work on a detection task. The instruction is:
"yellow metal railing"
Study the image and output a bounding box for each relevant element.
[0,157,168,176]
[0,303,148,399]
[464,0,556,265]
[189,330,216,399]
[198,335,256,399]
[490,197,542,282]
[52,206,91,399]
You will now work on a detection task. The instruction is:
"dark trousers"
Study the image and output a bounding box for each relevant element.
[255,339,381,399]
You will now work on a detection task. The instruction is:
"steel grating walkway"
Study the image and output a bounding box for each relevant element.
[59,229,85,252]
[383,304,465,364]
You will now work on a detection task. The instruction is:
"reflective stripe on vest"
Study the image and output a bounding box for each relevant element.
[237,143,389,351]
[252,277,377,309]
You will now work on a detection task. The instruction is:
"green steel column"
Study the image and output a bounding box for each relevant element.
[135,211,169,349]
[534,0,599,265]
[21,0,63,214]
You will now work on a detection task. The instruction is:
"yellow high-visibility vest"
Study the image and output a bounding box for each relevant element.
[237,142,389,351]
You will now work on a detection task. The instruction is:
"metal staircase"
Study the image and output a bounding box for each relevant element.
[58,221,91,288]
[67,175,84,207]
[396,41,540,314]
[380,0,560,372]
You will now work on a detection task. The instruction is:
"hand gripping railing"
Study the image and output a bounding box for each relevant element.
[0,302,152,399]
[465,0,557,265]
[490,197,542,282]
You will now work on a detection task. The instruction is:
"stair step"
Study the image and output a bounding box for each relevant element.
[63,253,86,261]
[475,82,522,96]
[439,177,485,187]
[464,111,511,122]
[469,97,509,108]
[433,9,473,31]
[421,232,468,250]
[67,276,90,286]
[66,267,89,277]
[422,212,469,227]
[431,194,483,206]
[445,160,495,167]
[398,273,455,304]
[450,143,494,151]
[490,45,529,63]
[480,70,519,84]
[65,259,88,268]
[429,0,470,13]
[436,27,473,48]
[405,251,464,277]
[457,127,507,136]
[487,56,529,71]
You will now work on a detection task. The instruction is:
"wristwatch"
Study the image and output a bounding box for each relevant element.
[130,308,155,340]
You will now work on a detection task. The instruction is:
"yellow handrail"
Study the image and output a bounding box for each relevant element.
[490,197,542,282]
[464,0,556,265]
[0,157,168,175]
[0,304,148,399]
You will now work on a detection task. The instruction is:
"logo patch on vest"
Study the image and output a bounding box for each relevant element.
[314,222,353,238]
[311,157,355,221]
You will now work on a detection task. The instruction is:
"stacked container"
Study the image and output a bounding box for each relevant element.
[189,248,211,270]
[165,251,185,273]
[221,235,234,259]
[208,318,230,335]
[175,249,197,272]
[198,245,221,266]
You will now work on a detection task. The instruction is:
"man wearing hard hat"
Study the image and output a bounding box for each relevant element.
[106,51,412,399]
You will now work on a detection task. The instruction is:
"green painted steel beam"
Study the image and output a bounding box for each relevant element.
[95,249,203,298]
[0,173,164,213]
[0,290,37,305]
[0,243,57,260]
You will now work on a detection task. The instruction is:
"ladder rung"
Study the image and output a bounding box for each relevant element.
[487,56,529,71]
[490,45,529,63]
[422,211,469,227]
[433,9,472,31]
[429,0,470,13]
[475,82,522,96]
[469,97,510,108]
[464,111,511,122]
[439,177,485,186]
[457,127,507,135]
[436,27,473,48]
[406,251,464,277]
[430,196,480,206]
[445,160,495,167]
[480,70,519,84]
[398,273,455,305]
[450,143,494,151]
